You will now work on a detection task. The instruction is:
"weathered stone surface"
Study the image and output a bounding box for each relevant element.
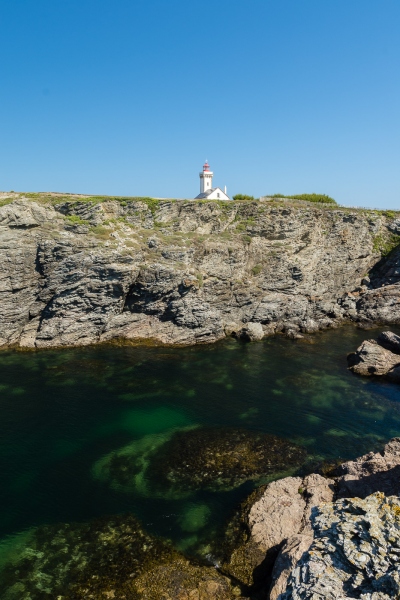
[222,474,334,593]
[265,438,400,600]
[239,322,264,341]
[348,339,400,376]
[377,330,400,353]
[336,437,400,499]
[282,492,400,600]
[0,194,398,348]
[269,533,313,600]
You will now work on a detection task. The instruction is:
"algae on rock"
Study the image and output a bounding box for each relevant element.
[0,514,238,600]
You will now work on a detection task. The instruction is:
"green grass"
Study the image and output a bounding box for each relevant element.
[251,265,263,275]
[232,194,257,201]
[65,215,88,225]
[0,198,13,208]
[267,193,336,204]
[372,233,400,256]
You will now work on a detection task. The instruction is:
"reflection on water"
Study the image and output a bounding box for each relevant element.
[1,326,400,568]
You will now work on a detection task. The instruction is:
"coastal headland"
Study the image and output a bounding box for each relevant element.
[0,192,399,349]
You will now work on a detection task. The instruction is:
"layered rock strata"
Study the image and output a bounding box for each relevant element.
[0,193,399,348]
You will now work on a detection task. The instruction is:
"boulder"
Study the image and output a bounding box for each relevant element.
[145,428,307,494]
[239,322,264,341]
[347,338,400,376]
[282,492,400,600]
[222,474,333,594]
[336,437,400,499]
[377,330,400,354]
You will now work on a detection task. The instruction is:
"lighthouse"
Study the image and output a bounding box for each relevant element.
[199,161,213,194]
[195,161,230,200]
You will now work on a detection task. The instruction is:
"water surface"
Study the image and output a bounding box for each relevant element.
[1,326,400,558]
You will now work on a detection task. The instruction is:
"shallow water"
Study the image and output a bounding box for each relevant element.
[1,326,400,562]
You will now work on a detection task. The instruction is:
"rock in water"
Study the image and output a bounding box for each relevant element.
[348,332,400,381]
[377,330,400,354]
[0,514,238,600]
[145,428,307,494]
[282,492,400,600]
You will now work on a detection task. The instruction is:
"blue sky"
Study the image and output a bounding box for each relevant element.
[1,1,399,208]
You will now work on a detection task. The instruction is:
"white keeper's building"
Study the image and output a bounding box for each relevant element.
[195,161,230,200]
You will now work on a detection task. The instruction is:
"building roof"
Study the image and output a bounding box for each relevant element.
[195,187,229,200]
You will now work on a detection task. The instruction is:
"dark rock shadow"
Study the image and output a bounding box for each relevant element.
[336,464,400,499]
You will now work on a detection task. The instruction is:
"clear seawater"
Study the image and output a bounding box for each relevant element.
[1,326,400,559]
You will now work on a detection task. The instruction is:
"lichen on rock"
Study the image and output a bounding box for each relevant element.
[282,492,400,600]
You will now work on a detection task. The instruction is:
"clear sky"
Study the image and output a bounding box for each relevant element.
[1,1,399,208]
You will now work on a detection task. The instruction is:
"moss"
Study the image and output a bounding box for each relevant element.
[90,225,110,239]
[372,233,400,256]
[251,265,262,276]
[65,214,88,225]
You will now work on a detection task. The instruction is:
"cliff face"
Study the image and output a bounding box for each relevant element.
[0,193,399,348]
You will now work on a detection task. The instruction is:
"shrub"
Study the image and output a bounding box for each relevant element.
[252,264,262,275]
[267,193,336,204]
[233,194,256,201]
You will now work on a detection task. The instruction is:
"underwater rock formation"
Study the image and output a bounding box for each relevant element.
[146,428,307,494]
[0,194,400,348]
[0,514,239,600]
[94,427,307,498]
[281,492,400,600]
[348,331,400,380]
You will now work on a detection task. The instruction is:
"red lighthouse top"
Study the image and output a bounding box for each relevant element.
[203,161,210,172]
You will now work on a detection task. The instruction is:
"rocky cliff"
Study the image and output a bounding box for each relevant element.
[1,192,399,348]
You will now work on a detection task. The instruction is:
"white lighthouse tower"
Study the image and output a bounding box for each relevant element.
[195,161,230,200]
[199,161,213,194]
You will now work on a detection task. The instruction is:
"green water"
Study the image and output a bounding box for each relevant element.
[1,326,400,562]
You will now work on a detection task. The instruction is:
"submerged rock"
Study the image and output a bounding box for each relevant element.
[145,428,307,494]
[0,514,238,600]
[94,427,307,498]
[282,492,400,600]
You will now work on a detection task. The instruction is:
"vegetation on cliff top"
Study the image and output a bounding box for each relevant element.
[267,193,337,204]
